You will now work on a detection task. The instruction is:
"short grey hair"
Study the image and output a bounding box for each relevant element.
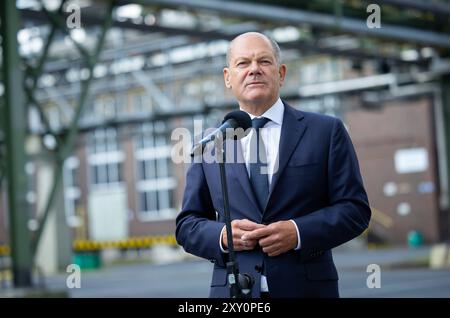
[226,33,282,67]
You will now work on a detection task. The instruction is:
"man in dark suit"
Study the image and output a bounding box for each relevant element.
[175,32,371,298]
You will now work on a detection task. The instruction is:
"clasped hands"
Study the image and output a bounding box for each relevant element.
[221,219,298,257]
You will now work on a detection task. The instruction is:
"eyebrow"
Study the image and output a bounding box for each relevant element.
[233,54,274,63]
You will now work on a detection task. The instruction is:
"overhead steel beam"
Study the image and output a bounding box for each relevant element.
[299,60,450,97]
[134,0,450,49]
[42,35,190,73]
[20,7,427,73]
[131,71,175,112]
[0,0,33,287]
[375,0,450,17]
[37,36,426,90]
[33,63,450,135]
[299,73,397,97]
[34,54,447,110]
[34,59,226,103]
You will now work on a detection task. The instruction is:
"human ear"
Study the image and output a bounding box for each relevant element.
[223,68,231,88]
[278,64,286,86]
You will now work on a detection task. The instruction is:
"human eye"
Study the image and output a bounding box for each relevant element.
[236,60,248,67]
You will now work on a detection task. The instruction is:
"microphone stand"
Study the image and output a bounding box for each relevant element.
[214,137,254,298]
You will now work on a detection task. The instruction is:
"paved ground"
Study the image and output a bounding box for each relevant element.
[340,268,450,297]
[30,246,450,298]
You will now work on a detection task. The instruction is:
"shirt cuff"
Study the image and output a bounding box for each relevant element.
[289,219,301,250]
[219,225,229,253]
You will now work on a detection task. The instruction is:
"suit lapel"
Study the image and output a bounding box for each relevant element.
[267,104,307,206]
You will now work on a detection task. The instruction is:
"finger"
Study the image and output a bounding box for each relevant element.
[246,239,258,248]
[262,244,278,256]
[268,249,282,257]
[241,239,258,250]
[238,219,265,231]
[242,227,270,241]
[234,239,245,251]
[258,235,276,248]
[232,228,247,239]
[236,239,253,251]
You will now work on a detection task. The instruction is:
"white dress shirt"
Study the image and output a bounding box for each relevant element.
[219,98,301,293]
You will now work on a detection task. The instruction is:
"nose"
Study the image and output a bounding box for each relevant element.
[249,60,261,76]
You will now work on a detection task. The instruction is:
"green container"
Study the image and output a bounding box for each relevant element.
[407,230,424,248]
[73,251,101,270]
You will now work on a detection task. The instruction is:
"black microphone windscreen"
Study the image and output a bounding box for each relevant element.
[222,110,252,130]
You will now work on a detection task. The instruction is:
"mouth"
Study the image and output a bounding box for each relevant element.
[246,82,265,87]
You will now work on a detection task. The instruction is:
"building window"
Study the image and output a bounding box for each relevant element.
[139,188,174,215]
[132,91,151,114]
[90,162,123,185]
[63,156,82,228]
[88,127,119,154]
[93,95,119,120]
[135,121,176,220]
[87,128,124,187]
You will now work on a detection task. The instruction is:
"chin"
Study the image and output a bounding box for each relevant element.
[244,93,269,103]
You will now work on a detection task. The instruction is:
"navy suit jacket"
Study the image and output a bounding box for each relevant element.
[176,102,371,298]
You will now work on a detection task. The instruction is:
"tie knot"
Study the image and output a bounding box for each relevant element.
[252,117,270,129]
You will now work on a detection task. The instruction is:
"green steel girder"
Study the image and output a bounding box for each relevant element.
[24,86,54,136]
[1,66,4,188]
[0,0,33,287]
[442,74,450,238]
[140,0,450,50]
[243,0,450,33]
[23,0,65,142]
[31,0,116,259]
[0,141,4,187]
[0,0,116,267]
[41,6,92,65]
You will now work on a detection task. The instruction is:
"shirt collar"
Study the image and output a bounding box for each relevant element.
[240,98,284,126]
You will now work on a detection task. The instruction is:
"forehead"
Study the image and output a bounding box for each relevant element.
[229,35,275,60]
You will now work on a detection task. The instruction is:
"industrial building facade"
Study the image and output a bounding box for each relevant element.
[1,1,450,287]
[1,58,446,248]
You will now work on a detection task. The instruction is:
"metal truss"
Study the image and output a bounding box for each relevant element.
[28,2,116,262]
[1,0,33,287]
[128,0,450,48]
[20,3,433,76]
[1,0,117,287]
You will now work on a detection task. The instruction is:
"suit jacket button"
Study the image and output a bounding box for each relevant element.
[255,265,262,273]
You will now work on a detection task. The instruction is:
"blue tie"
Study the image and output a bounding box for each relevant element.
[249,117,270,211]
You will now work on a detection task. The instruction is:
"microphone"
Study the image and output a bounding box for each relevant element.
[190,110,252,156]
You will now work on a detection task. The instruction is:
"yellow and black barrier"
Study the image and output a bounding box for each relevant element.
[0,235,177,256]
[0,245,9,257]
[73,235,177,252]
